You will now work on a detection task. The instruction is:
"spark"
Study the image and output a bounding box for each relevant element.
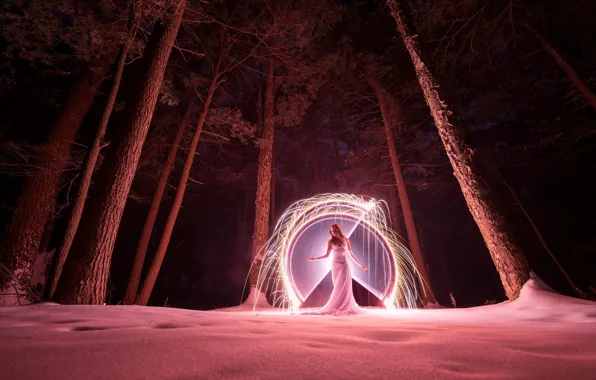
[248,193,422,312]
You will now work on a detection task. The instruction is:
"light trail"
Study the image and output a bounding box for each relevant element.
[247,193,422,312]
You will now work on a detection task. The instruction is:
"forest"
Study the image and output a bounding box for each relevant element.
[1,0,595,310]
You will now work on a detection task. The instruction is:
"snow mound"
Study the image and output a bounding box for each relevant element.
[503,273,596,323]
[236,287,271,310]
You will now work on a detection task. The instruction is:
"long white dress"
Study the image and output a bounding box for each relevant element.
[304,240,361,316]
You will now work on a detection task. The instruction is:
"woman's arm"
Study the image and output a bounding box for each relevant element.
[308,241,332,261]
[346,239,368,270]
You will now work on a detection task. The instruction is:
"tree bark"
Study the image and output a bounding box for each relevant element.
[0,55,114,303]
[387,185,403,236]
[54,2,187,305]
[249,60,275,287]
[387,0,530,300]
[372,81,436,304]
[46,8,141,300]
[123,89,196,305]
[135,46,223,306]
[521,22,596,111]
[270,136,276,232]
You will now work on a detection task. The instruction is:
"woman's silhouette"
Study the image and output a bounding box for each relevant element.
[306,223,368,315]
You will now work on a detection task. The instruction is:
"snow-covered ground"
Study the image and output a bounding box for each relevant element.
[1,277,596,380]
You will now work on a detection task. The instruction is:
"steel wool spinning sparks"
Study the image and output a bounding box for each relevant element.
[250,193,423,311]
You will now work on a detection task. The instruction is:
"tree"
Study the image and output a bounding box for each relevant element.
[0,54,114,304]
[134,44,224,306]
[54,1,187,304]
[122,89,196,305]
[247,1,342,289]
[386,0,530,300]
[250,60,276,287]
[133,5,259,303]
[520,22,596,112]
[46,4,142,300]
[370,78,436,304]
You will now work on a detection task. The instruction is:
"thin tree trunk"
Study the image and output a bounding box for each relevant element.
[46,8,141,300]
[387,0,530,300]
[135,47,223,306]
[372,81,436,304]
[123,89,196,305]
[0,55,114,303]
[249,60,275,288]
[499,173,586,298]
[387,185,403,236]
[54,2,187,304]
[521,22,596,111]
[270,137,276,232]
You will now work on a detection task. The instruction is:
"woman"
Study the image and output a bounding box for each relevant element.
[305,223,368,315]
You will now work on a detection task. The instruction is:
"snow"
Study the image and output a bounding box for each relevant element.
[237,286,272,309]
[1,277,596,380]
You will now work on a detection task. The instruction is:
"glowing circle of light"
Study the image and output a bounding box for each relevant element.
[251,193,423,312]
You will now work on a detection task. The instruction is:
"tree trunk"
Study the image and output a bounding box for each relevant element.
[387,185,403,236]
[54,2,187,305]
[387,0,530,300]
[270,136,276,232]
[249,60,275,287]
[135,48,223,306]
[521,22,596,111]
[46,10,140,300]
[123,89,196,305]
[0,55,114,304]
[373,81,436,304]
[136,40,224,305]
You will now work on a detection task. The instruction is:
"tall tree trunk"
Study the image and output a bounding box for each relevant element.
[387,185,403,236]
[387,0,530,300]
[521,22,596,111]
[54,2,187,304]
[46,9,141,300]
[135,47,223,306]
[270,136,276,232]
[0,55,113,304]
[123,89,196,305]
[372,81,436,304]
[249,60,275,288]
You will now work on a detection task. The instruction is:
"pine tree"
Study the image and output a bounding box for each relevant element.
[54,1,187,304]
[386,0,530,299]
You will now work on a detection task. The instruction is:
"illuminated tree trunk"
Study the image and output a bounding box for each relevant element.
[270,147,276,232]
[0,55,113,303]
[372,81,436,304]
[54,2,187,304]
[521,22,596,111]
[387,186,403,236]
[123,90,196,305]
[46,9,140,300]
[387,0,530,300]
[250,60,275,287]
[135,48,223,306]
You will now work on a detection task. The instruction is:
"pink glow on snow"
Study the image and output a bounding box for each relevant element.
[1,277,596,379]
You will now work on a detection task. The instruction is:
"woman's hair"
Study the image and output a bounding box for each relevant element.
[329,223,346,245]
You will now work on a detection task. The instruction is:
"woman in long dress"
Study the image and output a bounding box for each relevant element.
[305,223,368,315]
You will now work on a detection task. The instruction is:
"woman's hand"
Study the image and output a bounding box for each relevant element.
[308,257,316,261]
[361,263,368,271]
